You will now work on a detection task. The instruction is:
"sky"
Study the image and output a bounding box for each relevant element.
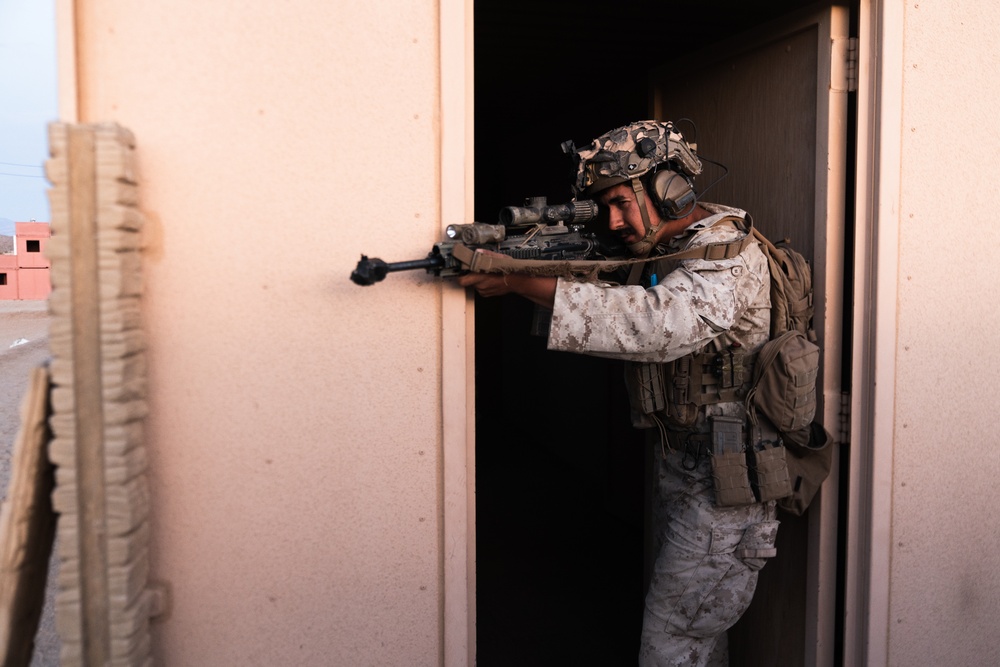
[0,2,57,235]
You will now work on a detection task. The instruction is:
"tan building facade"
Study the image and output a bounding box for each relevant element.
[49,0,1000,665]
[0,222,51,300]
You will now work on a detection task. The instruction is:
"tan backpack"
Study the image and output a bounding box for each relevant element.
[548,212,836,515]
[746,232,833,516]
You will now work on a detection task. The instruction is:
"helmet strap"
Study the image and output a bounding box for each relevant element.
[627,178,660,257]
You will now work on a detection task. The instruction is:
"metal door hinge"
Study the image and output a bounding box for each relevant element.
[839,390,851,445]
[832,36,859,93]
[846,37,859,92]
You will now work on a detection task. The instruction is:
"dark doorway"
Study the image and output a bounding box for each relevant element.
[473,2,831,665]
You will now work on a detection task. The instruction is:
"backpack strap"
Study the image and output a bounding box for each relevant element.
[623,214,753,285]
[664,215,755,262]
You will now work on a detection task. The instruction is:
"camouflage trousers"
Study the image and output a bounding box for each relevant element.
[638,445,779,667]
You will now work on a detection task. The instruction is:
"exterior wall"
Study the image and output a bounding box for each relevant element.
[15,222,51,299]
[0,255,18,300]
[889,3,1000,664]
[63,2,449,665]
[64,0,1000,663]
[15,222,51,269]
[16,267,50,300]
[0,223,51,300]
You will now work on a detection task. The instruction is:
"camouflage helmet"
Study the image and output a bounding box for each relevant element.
[564,120,703,198]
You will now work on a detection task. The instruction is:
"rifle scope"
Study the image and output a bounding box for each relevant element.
[499,197,599,226]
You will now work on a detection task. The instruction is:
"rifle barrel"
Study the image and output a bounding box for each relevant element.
[351,254,447,286]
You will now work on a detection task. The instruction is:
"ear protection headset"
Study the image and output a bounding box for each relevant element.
[649,167,698,219]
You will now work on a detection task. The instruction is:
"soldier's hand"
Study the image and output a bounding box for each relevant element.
[456,272,512,298]
[457,270,557,309]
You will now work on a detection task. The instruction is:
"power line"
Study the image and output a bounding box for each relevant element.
[0,161,44,169]
[0,172,46,179]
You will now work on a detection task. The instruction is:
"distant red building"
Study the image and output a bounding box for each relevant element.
[0,222,51,300]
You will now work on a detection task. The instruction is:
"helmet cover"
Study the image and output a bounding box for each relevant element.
[566,120,703,198]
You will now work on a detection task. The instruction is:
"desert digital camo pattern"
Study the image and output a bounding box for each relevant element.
[547,204,771,364]
[546,202,776,665]
[568,119,703,197]
[639,449,779,666]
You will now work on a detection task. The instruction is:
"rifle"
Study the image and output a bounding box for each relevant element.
[350,197,624,286]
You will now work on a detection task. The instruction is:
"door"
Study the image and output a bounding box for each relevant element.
[651,5,849,665]
[471,2,850,664]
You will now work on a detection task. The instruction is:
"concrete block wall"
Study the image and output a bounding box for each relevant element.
[45,122,157,667]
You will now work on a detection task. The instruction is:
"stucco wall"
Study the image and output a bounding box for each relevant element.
[891,3,1000,664]
[66,2,447,664]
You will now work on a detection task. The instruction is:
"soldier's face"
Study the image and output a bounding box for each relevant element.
[598,182,662,246]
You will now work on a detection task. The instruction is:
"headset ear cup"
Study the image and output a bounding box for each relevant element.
[651,169,696,217]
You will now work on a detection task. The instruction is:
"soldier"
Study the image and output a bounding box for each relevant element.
[458,120,779,666]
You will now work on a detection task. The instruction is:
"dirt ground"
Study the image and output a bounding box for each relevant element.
[0,299,59,666]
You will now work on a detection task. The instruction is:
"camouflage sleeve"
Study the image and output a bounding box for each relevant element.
[546,242,768,363]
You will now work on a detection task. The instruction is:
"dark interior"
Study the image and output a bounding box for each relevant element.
[474,2,829,664]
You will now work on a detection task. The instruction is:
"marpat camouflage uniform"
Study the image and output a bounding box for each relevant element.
[548,203,779,667]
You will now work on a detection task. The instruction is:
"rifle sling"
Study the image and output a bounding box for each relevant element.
[451,215,755,279]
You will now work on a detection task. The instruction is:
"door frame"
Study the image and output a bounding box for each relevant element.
[844,0,902,664]
[441,0,903,664]
[440,1,476,666]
